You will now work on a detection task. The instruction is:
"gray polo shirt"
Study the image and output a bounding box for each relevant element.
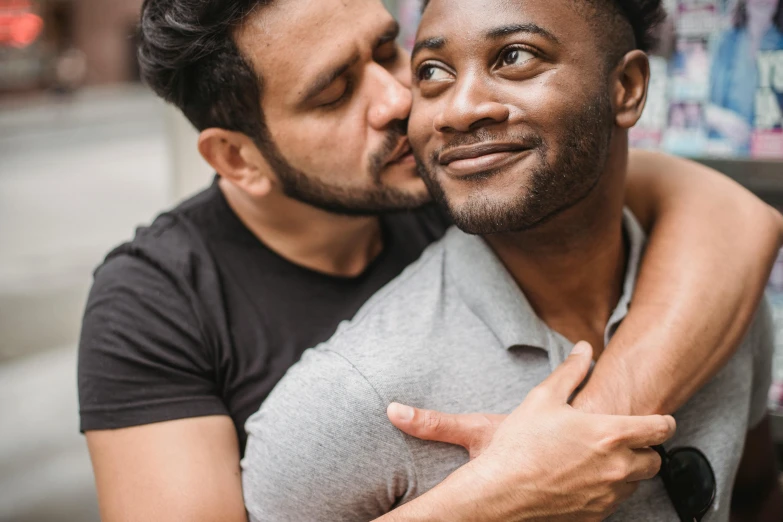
[242,210,773,522]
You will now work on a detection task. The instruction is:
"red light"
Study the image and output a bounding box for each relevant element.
[9,12,42,47]
[0,0,42,48]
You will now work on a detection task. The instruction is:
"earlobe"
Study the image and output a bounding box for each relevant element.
[614,50,650,129]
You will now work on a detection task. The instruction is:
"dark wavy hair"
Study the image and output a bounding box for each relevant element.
[137,0,272,145]
[734,0,783,32]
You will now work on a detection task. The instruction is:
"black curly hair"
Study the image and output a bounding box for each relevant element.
[420,0,666,67]
[137,0,272,145]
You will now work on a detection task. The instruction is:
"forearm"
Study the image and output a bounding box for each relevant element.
[376,463,528,522]
[576,150,783,416]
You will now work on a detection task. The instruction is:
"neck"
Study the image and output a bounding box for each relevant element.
[484,143,628,356]
[219,177,383,277]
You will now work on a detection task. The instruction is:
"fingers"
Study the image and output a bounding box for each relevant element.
[608,414,677,449]
[532,341,594,404]
[387,403,505,455]
[625,448,663,482]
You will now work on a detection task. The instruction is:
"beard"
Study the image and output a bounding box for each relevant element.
[257,120,429,216]
[417,89,615,235]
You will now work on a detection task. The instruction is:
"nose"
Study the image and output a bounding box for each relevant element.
[433,74,509,133]
[367,62,412,130]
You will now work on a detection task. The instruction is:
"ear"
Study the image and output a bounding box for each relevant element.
[612,50,650,129]
[198,128,273,198]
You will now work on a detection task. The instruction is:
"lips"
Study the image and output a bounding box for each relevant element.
[439,142,528,165]
[386,139,413,165]
[438,142,533,178]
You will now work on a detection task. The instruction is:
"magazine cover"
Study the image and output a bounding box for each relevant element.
[707,0,783,158]
[664,25,712,155]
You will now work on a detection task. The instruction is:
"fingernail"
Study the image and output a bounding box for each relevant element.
[571,342,589,356]
[388,402,414,422]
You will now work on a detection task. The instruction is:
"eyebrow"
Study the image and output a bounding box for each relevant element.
[411,22,559,61]
[485,23,560,44]
[376,20,400,48]
[301,20,400,104]
[411,36,446,60]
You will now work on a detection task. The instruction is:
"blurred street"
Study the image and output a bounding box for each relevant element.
[0,86,172,522]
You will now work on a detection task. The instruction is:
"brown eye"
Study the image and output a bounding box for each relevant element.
[501,47,534,66]
[418,64,450,82]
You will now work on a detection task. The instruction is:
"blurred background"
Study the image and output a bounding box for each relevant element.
[0,0,782,520]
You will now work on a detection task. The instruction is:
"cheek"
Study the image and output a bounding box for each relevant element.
[502,72,587,139]
[268,111,369,173]
[408,96,438,157]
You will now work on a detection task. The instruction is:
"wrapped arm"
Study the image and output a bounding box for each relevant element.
[576,150,783,415]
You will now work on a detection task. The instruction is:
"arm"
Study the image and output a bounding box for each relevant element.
[576,150,783,415]
[86,417,246,522]
[731,417,783,522]
[241,344,673,522]
[376,344,675,522]
[242,349,414,521]
[79,255,243,522]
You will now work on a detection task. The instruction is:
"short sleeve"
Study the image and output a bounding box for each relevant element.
[241,349,416,522]
[749,298,775,429]
[78,254,226,432]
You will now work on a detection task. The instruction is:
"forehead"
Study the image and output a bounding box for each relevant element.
[235,0,394,94]
[418,0,594,50]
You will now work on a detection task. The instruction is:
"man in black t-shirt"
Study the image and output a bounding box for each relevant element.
[79,0,783,521]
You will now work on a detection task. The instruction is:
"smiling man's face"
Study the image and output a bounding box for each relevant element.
[407,0,622,234]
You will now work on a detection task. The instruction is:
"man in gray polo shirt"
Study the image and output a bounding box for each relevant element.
[242,0,781,520]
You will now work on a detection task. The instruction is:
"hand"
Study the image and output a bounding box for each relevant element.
[387,342,676,521]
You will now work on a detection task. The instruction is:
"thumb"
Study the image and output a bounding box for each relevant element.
[535,341,594,404]
[387,403,505,458]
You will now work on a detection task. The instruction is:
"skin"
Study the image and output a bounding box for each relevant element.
[85,0,783,520]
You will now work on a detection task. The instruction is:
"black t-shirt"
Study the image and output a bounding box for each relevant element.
[78,180,449,452]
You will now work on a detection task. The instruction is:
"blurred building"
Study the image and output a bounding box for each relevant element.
[0,0,143,95]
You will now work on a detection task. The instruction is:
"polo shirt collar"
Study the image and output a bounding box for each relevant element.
[444,208,646,363]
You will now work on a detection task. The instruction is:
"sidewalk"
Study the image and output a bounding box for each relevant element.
[0,345,98,522]
[0,86,171,361]
[0,86,172,521]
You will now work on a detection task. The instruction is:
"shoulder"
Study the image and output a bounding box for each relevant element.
[242,349,416,520]
[318,234,451,361]
[102,188,218,278]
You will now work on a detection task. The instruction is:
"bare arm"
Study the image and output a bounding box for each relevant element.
[86,416,247,522]
[576,150,783,415]
[731,417,783,522]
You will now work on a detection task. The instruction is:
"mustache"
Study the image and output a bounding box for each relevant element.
[369,119,409,181]
[430,129,544,165]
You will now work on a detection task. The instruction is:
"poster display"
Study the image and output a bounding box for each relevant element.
[643,0,783,158]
